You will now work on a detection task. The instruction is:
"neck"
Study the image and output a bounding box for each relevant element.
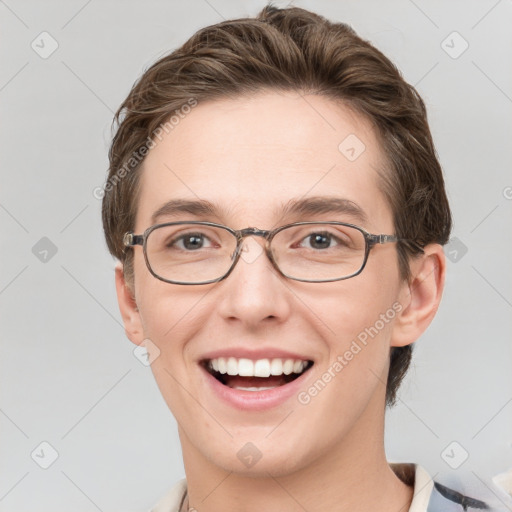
[179,389,414,512]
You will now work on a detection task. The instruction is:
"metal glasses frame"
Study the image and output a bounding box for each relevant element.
[123,220,400,285]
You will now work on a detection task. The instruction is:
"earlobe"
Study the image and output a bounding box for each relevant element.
[390,244,446,348]
[115,262,144,345]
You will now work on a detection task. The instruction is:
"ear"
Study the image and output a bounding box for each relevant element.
[390,243,446,347]
[115,262,144,346]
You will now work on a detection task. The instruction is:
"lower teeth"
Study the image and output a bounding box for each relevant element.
[232,386,277,391]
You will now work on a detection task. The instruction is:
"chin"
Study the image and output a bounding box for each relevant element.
[195,433,313,478]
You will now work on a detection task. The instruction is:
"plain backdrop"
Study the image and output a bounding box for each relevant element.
[1,1,511,511]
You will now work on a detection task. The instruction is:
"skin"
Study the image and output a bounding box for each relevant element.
[116,91,446,512]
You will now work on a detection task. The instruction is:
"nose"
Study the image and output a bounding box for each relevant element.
[215,235,292,327]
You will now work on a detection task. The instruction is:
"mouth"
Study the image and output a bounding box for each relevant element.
[201,357,314,391]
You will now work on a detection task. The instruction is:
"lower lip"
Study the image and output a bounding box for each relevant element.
[201,365,312,411]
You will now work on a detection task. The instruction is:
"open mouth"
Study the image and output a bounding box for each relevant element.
[201,357,314,391]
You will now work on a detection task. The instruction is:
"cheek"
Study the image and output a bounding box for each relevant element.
[308,259,401,383]
[133,252,187,337]
[300,300,397,425]
[134,271,211,373]
[135,286,204,414]
[138,289,199,342]
[336,294,398,346]
[315,276,399,343]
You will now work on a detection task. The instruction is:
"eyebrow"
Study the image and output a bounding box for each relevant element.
[150,195,368,226]
[279,196,368,225]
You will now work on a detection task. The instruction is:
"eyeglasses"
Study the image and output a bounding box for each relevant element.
[123,221,401,285]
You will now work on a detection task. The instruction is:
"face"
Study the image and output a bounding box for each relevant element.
[120,91,413,476]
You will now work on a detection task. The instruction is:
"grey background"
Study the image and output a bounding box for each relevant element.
[1,0,511,510]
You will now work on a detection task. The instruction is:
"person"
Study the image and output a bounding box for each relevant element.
[101,5,512,512]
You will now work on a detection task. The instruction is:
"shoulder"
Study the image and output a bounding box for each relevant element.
[391,462,512,512]
[149,478,187,512]
[427,469,512,512]
[148,467,512,512]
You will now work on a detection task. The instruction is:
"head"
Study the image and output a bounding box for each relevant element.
[102,5,451,475]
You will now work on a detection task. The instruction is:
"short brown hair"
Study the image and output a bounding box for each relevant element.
[102,4,452,406]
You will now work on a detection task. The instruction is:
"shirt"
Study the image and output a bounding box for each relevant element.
[149,463,512,512]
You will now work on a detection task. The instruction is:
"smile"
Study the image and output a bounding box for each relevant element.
[202,357,314,391]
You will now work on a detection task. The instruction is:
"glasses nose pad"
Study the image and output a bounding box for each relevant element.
[239,237,265,265]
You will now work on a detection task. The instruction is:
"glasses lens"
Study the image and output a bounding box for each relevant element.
[271,223,366,281]
[146,224,237,283]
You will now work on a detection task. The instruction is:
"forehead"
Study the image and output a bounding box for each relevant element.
[136,91,392,231]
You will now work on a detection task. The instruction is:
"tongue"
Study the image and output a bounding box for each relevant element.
[224,375,289,388]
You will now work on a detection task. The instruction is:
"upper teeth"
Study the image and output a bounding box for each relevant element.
[209,357,308,378]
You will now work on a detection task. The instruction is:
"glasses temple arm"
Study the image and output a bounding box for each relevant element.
[123,233,144,247]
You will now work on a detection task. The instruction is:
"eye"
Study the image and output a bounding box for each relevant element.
[297,230,349,250]
[169,232,215,251]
